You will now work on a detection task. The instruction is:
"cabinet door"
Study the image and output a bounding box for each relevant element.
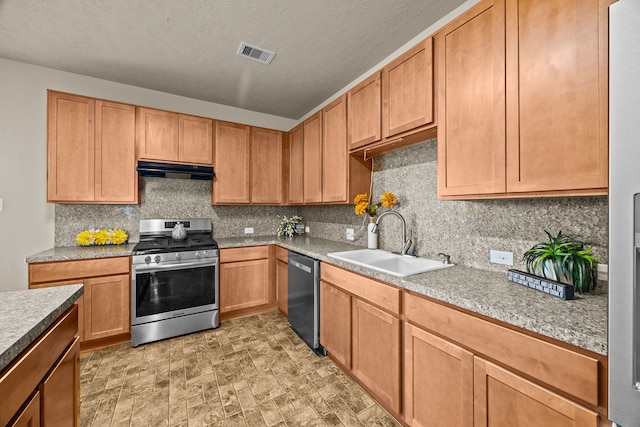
[179,115,213,165]
[95,100,137,203]
[348,72,382,150]
[288,124,304,204]
[319,281,352,368]
[47,91,95,202]
[437,0,506,197]
[322,95,348,203]
[251,127,283,204]
[382,37,434,138]
[136,107,179,162]
[404,323,473,427]
[213,121,251,204]
[83,274,130,341]
[276,258,288,315]
[303,111,323,204]
[40,338,79,427]
[505,0,608,193]
[474,358,598,427]
[9,391,40,427]
[220,259,270,312]
[351,298,401,413]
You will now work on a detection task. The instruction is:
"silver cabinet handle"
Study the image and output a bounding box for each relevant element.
[290,259,312,274]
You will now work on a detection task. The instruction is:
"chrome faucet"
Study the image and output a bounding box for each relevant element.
[375,211,412,255]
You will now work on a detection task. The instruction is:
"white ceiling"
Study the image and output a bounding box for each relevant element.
[0,0,466,120]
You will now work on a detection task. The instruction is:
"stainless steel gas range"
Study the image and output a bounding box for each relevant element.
[131,218,219,347]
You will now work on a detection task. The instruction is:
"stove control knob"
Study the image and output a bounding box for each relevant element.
[175,252,183,261]
[144,256,151,264]
[154,255,161,263]
[202,251,208,257]
[194,251,201,258]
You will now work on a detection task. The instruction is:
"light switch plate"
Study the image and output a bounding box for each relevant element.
[597,263,608,281]
[490,250,513,266]
[244,227,254,235]
[305,226,310,233]
[0,198,3,212]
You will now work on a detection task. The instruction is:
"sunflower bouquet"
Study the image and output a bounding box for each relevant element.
[354,191,398,217]
[76,229,128,246]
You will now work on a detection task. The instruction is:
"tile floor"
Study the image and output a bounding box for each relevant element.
[79,311,401,426]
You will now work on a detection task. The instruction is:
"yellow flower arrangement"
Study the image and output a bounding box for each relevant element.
[354,191,398,217]
[76,229,128,246]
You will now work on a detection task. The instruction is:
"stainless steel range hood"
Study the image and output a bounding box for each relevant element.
[136,161,215,180]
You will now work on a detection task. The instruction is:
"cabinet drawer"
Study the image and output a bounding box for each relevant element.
[404,292,599,406]
[220,246,269,263]
[0,305,78,426]
[321,263,401,315]
[276,246,288,263]
[29,257,130,284]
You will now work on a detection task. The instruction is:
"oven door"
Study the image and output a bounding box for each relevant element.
[132,258,218,326]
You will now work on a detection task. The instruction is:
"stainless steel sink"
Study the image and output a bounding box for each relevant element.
[327,249,454,277]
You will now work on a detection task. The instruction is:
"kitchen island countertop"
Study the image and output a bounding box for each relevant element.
[0,284,83,372]
[26,236,608,355]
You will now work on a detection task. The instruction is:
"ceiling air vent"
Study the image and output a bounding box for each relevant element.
[237,42,276,65]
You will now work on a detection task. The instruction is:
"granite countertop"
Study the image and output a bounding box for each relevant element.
[26,236,608,355]
[0,284,83,372]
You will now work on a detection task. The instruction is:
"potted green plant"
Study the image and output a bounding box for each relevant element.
[522,231,603,293]
[277,215,303,238]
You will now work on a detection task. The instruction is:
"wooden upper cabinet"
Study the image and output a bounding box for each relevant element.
[348,72,381,150]
[48,92,95,202]
[137,107,213,166]
[438,0,609,199]
[95,101,137,203]
[136,107,179,162]
[505,0,608,194]
[474,358,598,427]
[322,95,349,203]
[179,114,213,165]
[382,37,435,138]
[288,124,304,204]
[47,91,137,204]
[213,121,251,204]
[251,127,283,204]
[303,111,323,204]
[437,0,507,198]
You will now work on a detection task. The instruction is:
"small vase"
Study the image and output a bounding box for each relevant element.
[367,217,378,249]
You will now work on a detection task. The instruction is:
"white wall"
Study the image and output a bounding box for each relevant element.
[0,58,297,292]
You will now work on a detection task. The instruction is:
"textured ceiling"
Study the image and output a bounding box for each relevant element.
[0,0,466,119]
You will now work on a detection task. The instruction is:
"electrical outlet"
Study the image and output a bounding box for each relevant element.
[490,250,513,266]
[597,263,608,281]
[305,226,310,233]
[0,198,3,212]
[346,228,354,241]
[244,227,254,235]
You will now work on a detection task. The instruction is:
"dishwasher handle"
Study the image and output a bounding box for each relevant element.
[290,259,312,274]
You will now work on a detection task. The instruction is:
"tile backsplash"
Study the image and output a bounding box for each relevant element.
[56,139,608,274]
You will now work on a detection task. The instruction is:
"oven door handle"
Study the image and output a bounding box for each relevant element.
[134,260,217,273]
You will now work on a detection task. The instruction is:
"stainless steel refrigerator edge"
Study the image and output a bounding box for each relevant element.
[609,0,640,425]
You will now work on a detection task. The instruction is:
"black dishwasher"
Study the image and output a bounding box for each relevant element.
[288,252,324,356]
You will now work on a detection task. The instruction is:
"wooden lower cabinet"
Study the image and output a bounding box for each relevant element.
[352,298,401,414]
[1,306,79,427]
[275,247,288,315]
[319,281,352,368]
[28,257,131,350]
[219,246,275,318]
[474,358,598,427]
[403,323,473,426]
[10,391,40,427]
[83,275,130,341]
[40,338,80,426]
